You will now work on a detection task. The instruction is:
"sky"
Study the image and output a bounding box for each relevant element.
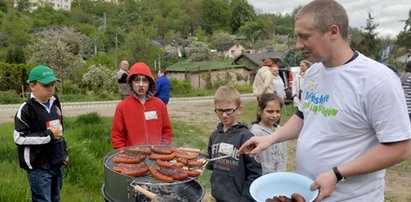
[247,0,411,38]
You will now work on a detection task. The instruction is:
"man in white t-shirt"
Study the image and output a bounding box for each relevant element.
[239,0,411,201]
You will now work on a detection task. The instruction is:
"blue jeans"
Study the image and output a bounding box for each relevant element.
[27,166,63,202]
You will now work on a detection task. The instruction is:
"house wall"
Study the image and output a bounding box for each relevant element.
[14,0,71,11]
[225,44,246,58]
[169,68,251,88]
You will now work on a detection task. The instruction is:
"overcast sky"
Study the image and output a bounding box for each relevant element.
[247,0,410,38]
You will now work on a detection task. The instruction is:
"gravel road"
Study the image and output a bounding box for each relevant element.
[0,94,256,124]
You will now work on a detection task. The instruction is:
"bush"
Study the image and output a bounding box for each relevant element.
[0,90,24,104]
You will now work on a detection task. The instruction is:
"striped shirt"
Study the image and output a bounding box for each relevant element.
[402,73,411,114]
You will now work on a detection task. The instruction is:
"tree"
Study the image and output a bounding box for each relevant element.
[185,40,211,61]
[82,64,116,92]
[359,11,381,59]
[238,21,263,47]
[124,27,162,68]
[396,9,411,50]
[200,0,231,34]
[16,0,30,12]
[211,31,233,49]
[0,0,7,13]
[5,46,25,64]
[230,0,256,33]
[28,27,87,94]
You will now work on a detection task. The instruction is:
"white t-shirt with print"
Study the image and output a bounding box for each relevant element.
[296,52,411,202]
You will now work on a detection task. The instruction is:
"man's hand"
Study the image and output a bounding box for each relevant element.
[237,136,272,156]
[310,169,337,202]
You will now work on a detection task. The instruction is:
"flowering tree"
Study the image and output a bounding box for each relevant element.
[28,26,87,94]
[185,40,211,61]
[82,64,117,92]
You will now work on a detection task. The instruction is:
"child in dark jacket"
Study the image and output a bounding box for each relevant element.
[14,65,68,202]
[207,86,262,202]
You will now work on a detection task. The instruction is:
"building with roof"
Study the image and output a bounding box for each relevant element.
[166,60,252,88]
[216,42,251,59]
[14,0,71,11]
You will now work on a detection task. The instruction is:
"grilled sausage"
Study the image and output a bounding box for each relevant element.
[187,159,206,167]
[291,193,306,202]
[157,165,189,181]
[186,169,201,177]
[127,147,151,154]
[112,152,146,164]
[150,166,174,183]
[173,150,199,159]
[176,157,188,166]
[113,163,149,177]
[156,159,174,168]
[150,146,173,154]
[149,153,176,161]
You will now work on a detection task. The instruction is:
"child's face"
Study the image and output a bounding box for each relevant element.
[131,75,149,98]
[259,100,281,127]
[214,100,242,129]
[29,81,56,103]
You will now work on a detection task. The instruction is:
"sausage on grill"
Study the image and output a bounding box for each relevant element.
[112,163,149,177]
[150,165,174,183]
[150,146,173,154]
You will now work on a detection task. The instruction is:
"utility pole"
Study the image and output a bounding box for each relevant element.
[115,32,118,68]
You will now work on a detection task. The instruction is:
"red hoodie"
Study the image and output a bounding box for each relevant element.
[111,62,172,149]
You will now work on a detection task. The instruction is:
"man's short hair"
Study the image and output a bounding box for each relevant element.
[159,68,167,75]
[296,0,349,40]
[214,86,241,106]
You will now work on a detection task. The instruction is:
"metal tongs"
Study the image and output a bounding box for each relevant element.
[202,155,231,168]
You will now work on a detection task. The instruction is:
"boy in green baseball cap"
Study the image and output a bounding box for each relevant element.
[14,65,68,202]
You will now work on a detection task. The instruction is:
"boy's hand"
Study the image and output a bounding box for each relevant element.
[64,156,69,166]
[49,126,63,140]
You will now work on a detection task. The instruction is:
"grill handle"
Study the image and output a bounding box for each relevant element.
[134,184,158,201]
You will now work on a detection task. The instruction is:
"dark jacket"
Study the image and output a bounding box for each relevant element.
[14,95,67,170]
[207,123,262,202]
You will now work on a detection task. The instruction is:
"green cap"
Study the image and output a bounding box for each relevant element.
[28,65,60,84]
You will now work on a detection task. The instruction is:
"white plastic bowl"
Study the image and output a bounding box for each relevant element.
[250,172,319,202]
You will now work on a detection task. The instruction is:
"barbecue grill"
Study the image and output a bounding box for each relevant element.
[102,146,205,202]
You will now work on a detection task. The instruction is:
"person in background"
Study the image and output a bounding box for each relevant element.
[155,68,172,105]
[270,63,286,102]
[292,60,312,107]
[250,93,287,175]
[14,65,68,202]
[111,62,172,149]
[401,61,411,122]
[207,86,261,202]
[252,58,274,100]
[239,0,411,201]
[117,60,130,100]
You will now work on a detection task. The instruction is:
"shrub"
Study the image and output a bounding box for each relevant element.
[0,90,24,104]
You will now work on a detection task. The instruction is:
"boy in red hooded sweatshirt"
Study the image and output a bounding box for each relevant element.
[111,62,172,149]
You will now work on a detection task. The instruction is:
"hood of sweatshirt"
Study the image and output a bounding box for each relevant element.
[127,62,156,99]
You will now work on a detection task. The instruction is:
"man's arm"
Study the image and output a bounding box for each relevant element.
[312,139,411,202]
[238,114,303,156]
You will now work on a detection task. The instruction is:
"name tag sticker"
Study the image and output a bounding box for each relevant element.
[46,119,63,131]
[145,111,158,120]
[218,142,234,155]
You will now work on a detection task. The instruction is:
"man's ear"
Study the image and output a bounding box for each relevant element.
[329,24,340,40]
